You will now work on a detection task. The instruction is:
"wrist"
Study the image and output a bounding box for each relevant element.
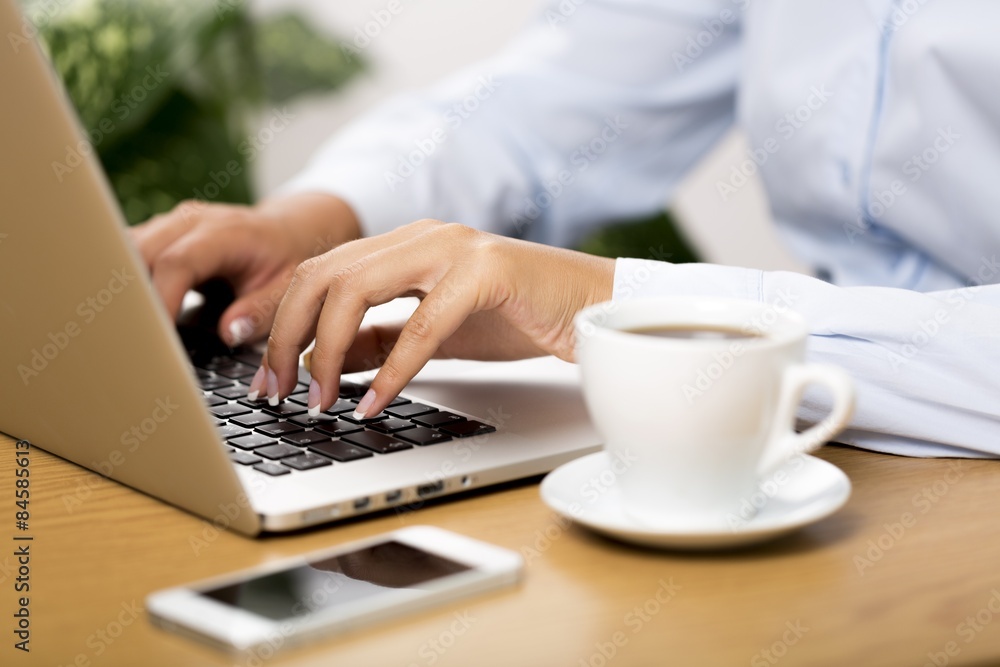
[258,192,362,258]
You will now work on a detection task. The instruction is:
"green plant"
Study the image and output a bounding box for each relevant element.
[29,0,363,224]
[577,210,699,263]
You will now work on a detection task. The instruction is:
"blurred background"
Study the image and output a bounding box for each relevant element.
[31,0,804,272]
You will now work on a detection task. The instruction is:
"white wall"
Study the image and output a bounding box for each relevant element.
[251,0,806,273]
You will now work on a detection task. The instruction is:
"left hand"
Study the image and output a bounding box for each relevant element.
[249,219,615,417]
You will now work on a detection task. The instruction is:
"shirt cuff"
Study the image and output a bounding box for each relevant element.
[612,258,763,302]
[277,161,418,239]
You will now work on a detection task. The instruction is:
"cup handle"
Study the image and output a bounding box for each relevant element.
[757,364,856,475]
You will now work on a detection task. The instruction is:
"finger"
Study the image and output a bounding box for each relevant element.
[303,237,459,413]
[265,221,445,403]
[150,226,249,318]
[129,201,205,267]
[219,277,289,347]
[354,272,479,418]
[341,313,544,373]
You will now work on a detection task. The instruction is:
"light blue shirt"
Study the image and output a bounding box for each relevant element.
[282,0,1000,458]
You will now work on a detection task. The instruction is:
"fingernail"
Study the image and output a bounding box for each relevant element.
[352,389,376,420]
[228,316,254,347]
[307,379,321,417]
[247,367,265,401]
[266,369,279,406]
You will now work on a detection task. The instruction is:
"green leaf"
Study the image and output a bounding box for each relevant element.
[576,210,700,264]
[256,12,365,104]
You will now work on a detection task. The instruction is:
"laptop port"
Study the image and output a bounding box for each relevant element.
[384,490,403,503]
[353,497,370,511]
[417,480,445,498]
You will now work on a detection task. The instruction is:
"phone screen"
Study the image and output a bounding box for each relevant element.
[199,541,472,621]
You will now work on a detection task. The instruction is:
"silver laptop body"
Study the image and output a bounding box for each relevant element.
[0,0,599,536]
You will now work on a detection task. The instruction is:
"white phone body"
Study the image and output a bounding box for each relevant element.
[146,526,523,654]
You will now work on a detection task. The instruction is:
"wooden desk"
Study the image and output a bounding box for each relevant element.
[2,432,999,667]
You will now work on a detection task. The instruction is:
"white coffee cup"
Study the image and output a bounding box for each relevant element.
[574,296,855,531]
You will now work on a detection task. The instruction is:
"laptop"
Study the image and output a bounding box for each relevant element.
[0,0,600,536]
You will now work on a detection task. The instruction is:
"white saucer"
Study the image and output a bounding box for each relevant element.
[540,451,851,550]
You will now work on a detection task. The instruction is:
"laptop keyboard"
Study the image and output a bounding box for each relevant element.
[192,349,496,476]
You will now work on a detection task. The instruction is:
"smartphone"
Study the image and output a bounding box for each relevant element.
[147,526,523,654]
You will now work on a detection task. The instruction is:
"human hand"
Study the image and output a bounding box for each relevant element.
[129,193,360,346]
[252,219,615,418]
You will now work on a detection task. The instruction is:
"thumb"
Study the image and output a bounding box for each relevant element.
[219,280,288,347]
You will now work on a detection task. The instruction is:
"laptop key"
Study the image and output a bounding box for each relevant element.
[230,451,262,466]
[388,396,412,407]
[282,453,333,470]
[230,412,278,428]
[255,421,303,438]
[233,350,263,366]
[341,412,388,425]
[253,462,291,476]
[288,414,339,428]
[203,394,228,407]
[217,423,251,440]
[230,433,278,450]
[412,411,466,428]
[308,440,374,462]
[210,404,252,419]
[214,362,257,379]
[314,421,364,437]
[325,398,358,415]
[369,418,417,434]
[439,420,497,438]
[395,426,452,447]
[255,443,303,460]
[214,384,251,400]
[262,403,307,418]
[199,377,233,391]
[385,403,437,419]
[338,382,368,399]
[341,430,412,454]
[238,397,270,409]
[281,430,333,447]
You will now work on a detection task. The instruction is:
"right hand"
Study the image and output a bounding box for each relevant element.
[129,193,361,346]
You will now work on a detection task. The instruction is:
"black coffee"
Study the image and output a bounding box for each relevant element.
[624,325,760,341]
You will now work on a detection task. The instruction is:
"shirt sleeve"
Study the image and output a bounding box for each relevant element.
[278,0,741,247]
[613,258,1000,459]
